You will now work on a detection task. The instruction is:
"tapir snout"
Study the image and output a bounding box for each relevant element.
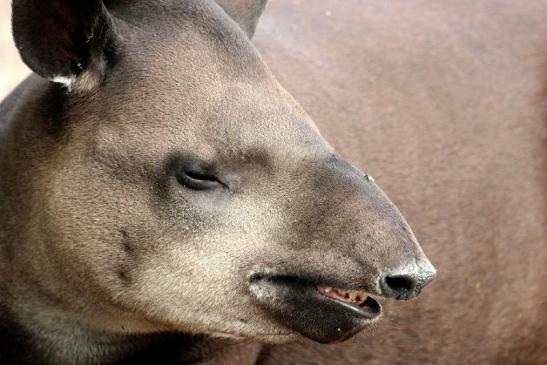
[244,154,435,341]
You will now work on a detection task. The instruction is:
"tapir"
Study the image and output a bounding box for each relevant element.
[0,0,544,364]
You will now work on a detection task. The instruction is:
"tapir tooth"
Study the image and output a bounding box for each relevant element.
[317,287,369,305]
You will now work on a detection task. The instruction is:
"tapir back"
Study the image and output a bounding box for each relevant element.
[254,0,547,364]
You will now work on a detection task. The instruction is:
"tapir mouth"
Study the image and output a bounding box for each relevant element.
[249,274,382,343]
[316,285,381,318]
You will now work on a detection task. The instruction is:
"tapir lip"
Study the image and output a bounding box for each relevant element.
[248,272,382,343]
[248,272,380,296]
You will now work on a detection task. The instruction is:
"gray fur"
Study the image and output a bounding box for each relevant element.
[0,0,435,364]
[216,0,267,37]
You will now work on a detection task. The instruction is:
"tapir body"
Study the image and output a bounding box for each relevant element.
[0,0,545,364]
[253,1,547,364]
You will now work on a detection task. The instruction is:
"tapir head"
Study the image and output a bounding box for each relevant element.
[7,0,435,343]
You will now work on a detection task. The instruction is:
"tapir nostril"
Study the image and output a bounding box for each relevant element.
[379,272,430,300]
[385,275,416,293]
[381,274,417,299]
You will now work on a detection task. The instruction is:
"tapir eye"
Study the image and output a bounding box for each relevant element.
[175,159,223,191]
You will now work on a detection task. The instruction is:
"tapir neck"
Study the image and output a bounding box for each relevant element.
[0,317,261,364]
[0,290,262,365]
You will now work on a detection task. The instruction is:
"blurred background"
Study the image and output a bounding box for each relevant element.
[0,1,30,100]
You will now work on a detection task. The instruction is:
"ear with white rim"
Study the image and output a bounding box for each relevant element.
[12,0,122,92]
[215,0,268,38]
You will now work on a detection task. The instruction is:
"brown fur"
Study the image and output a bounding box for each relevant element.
[253,0,547,364]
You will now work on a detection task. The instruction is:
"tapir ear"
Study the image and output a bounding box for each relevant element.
[215,0,268,38]
[12,0,122,92]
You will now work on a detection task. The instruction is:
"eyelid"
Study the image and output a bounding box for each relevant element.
[175,159,229,190]
[185,168,216,182]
